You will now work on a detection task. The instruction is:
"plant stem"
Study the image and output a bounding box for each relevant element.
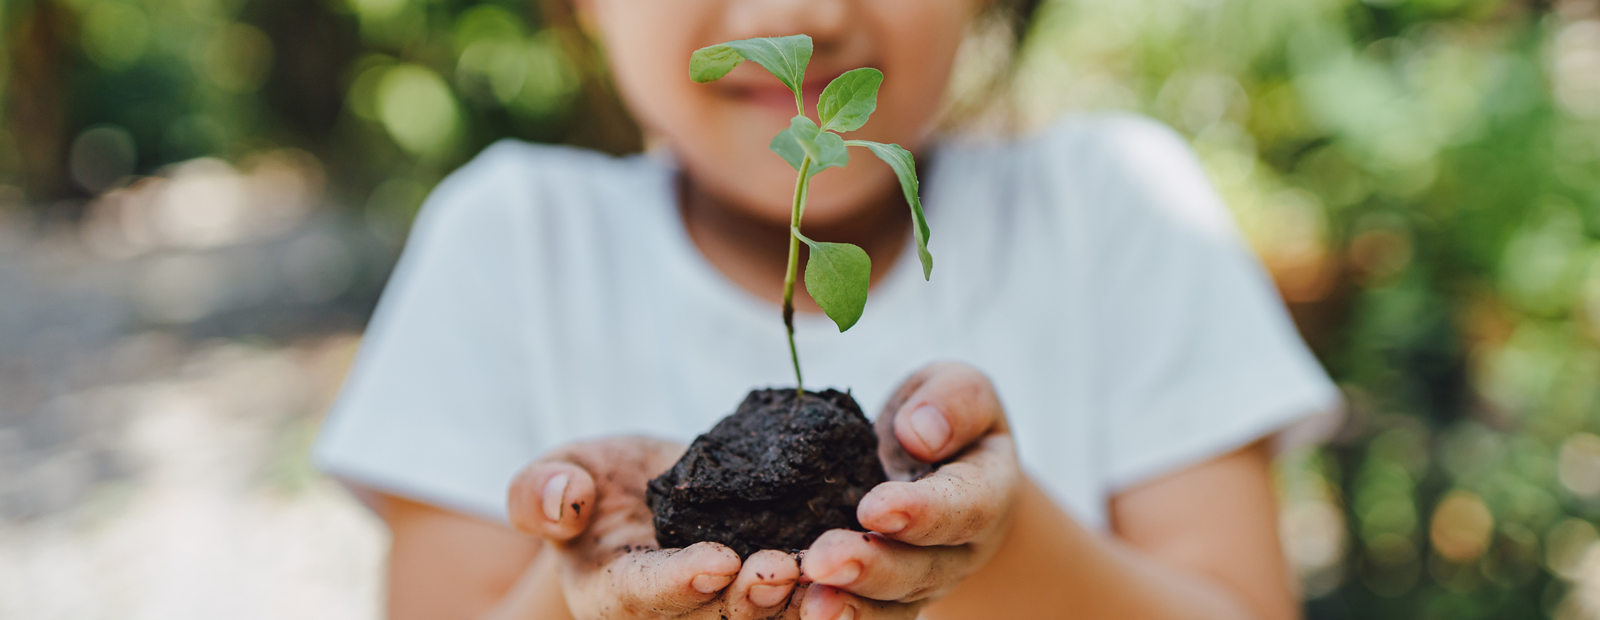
[783,156,812,397]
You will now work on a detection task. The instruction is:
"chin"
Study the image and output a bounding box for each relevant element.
[672,134,893,229]
[800,172,891,225]
[792,190,879,229]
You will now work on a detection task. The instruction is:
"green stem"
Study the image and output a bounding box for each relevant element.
[783,157,812,396]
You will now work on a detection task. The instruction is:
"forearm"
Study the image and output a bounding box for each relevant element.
[922,477,1277,620]
[480,544,575,620]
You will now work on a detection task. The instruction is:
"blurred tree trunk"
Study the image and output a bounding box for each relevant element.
[6,0,71,202]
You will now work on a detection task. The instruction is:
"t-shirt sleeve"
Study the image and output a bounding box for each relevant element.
[1069,116,1342,490]
[313,143,540,522]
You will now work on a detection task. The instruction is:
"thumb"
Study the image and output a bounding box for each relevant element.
[876,362,1008,476]
[508,459,597,542]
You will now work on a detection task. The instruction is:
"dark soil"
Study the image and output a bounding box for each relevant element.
[646,388,888,558]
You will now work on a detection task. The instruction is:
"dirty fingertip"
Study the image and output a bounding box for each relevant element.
[508,464,586,538]
[857,495,911,533]
[691,572,735,594]
[858,483,918,529]
[541,473,569,522]
[746,549,802,582]
[748,583,793,607]
[903,404,951,457]
[683,541,741,575]
[801,584,852,620]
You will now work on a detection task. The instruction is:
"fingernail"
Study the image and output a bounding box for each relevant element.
[692,573,733,594]
[542,474,569,522]
[749,584,789,607]
[876,511,909,534]
[837,606,857,620]
[909,405,951,454]
[824,562,861,586]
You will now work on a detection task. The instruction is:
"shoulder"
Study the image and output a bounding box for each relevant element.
[1011,112,1186,160]
[1017,113,1237,241]
[943,113,1202,198]
[1023,113,1206,192]
[429,140,658,211]
[464,138,652,181]
[414,140,667,241]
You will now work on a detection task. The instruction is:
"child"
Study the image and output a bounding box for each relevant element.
[315,0,1339,618]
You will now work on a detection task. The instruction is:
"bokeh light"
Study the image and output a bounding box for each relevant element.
[377,64,462,158]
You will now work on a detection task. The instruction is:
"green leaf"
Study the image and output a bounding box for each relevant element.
[847,140,931,279]
[725,36,812,100]
[689,44,745,83]
[794,229,871,331]
[813,131,849,172]
[817,68,883,132]
[769,125,806,171]
[770,116,848,177]
[690,36,812,106]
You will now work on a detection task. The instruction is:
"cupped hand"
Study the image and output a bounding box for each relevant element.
[799,362,1022,620]
[508,437,806,620]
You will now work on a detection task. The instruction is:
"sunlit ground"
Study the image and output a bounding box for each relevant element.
[0,154,388,619]
[0,335,384,619]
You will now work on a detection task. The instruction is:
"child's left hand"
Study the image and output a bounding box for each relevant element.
[799,362,1022,620]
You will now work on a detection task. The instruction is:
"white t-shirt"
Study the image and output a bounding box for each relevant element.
[315,114,1340,529]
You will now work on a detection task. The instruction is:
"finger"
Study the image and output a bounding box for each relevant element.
[508,460,596,542]
[857,433,1018,546]
[876,363,1007,469]
[607,541,741,615]
[799,584,920,620]
[726,549,803,617]
[802,530,970,603]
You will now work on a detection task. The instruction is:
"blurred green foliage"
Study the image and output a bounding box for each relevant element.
[0,0,613,233]
[1019,0,1600,617]
[5,0,1600,617]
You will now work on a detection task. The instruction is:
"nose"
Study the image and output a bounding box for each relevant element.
[724,0,850,45]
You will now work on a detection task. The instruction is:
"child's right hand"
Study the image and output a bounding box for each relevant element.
[508,437,807,620]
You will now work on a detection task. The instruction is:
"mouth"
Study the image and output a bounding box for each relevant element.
[721,70,846,117]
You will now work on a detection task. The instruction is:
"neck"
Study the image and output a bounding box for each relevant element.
[678,176,911,312]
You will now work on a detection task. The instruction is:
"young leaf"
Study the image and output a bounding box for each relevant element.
[847,140,931,279]
[817,68,883,133]
[794,229,871,332]
[689,35,813,109]
[769,126,806,171]
[724,36,812,101]
[689,44,745,83]
[770,116,848,177]
[812,131,849,171]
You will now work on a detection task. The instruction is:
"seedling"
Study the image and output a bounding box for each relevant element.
[690,34,932,394]
[647,35,921,558]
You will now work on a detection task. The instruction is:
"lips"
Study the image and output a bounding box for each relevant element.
[721,71,844,116]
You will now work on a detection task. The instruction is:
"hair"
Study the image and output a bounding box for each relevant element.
[1001,0,1047,45]
[538,0,1047,155]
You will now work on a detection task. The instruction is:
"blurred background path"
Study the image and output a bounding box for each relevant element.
[0,163,389,618]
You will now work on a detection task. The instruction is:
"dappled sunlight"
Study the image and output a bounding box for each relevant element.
[0,337,383,620]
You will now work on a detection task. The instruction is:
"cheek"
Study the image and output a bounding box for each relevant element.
[594,1,800,222]
[595,2,707,137]
[591,0,976,226]
[801,2,971,223]
[863,0,972,145]
[673,100,808,225]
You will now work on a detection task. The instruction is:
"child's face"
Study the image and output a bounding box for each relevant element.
[580,0,983,227]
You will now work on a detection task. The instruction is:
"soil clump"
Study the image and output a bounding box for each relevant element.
[646,388,888,558]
